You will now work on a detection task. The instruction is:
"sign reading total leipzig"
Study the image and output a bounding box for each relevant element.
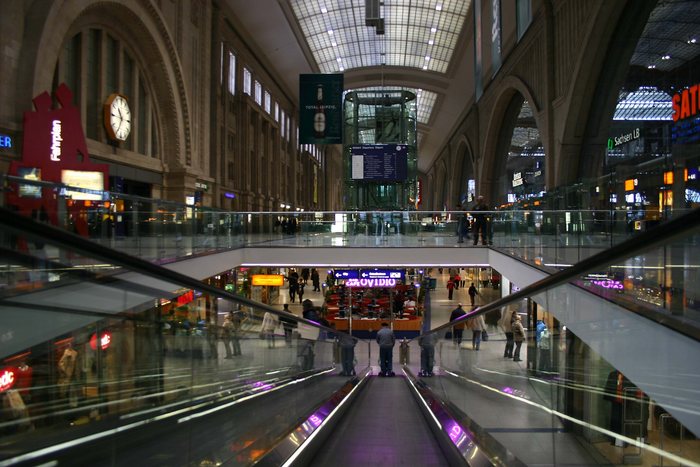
[299,74,343,145]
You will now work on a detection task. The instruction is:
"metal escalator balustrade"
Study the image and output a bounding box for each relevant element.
[0,206,372,466]
[411,206,700,466]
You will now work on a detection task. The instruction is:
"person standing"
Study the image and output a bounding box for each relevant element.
[512,313,526,362]
[499,308,515,358]
[418,331,437,377]
[338,332,358,376]
[471,196,490,246]
[279,304,297,346]
[230,308,247,356]
[261,311,279,349]
[222,313,234,358]
[453,273,461,290]
[470,312,486,350]
[468,283,479,306]
[311,268,321,292]
[449,303,467,345]
[288,270,299,303]
[376,322,396,377]
[457,202,468,244]
[447,277,455,300]
[538,322,551,372]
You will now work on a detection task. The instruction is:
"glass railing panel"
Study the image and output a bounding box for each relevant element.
[0,224,370,465]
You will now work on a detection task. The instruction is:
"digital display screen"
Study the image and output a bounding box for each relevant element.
[17,167,42,198]
[350,144,408,181]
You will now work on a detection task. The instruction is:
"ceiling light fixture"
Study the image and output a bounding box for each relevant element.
[321,7,327,13]
[436,4,443,11]
[425,56,431,61]
[422,65,428,70]
[688,38,697,44]
[661,55,671,60]
[328,30,334,35]
[332,41,337,47]
[428,40,434,45]
[647,64,656,69]
[431,27,437,33]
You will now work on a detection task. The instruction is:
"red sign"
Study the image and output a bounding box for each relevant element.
[7,83,109,235]
[0,368,16,392]
[672,84,699,122]
[177,290,195,306]
[89,332,112,351]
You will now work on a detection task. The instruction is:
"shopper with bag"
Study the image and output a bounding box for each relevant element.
[470,312,487,351]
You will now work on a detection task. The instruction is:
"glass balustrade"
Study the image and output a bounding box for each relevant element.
[0,225,370,465]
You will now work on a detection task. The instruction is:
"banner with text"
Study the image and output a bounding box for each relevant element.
[299,74,344,144]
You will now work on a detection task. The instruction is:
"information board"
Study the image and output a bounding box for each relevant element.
[350,144,408,181]
[359,269,404,280]
[333,270,359,279]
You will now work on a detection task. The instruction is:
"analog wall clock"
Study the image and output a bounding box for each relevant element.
[104,93,131,141]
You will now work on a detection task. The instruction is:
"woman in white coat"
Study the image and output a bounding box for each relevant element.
[261,311,279,349]
[469,312,487,350]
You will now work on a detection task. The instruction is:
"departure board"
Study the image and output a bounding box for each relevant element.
[350,144,408,181]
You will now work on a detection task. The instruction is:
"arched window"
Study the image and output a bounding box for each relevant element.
[55,28,159,158]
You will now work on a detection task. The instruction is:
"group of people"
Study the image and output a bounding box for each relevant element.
[457,195,493,246]
[287,268,321,302]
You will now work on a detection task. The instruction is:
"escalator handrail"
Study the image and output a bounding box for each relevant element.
[428,206,700,342]
[0,205,345,338]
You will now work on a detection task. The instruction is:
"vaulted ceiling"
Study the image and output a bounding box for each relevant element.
[225,0,475,173]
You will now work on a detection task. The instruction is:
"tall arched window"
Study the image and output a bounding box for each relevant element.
[55,28,159,158]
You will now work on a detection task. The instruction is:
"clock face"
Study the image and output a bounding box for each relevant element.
[106,95,131,141]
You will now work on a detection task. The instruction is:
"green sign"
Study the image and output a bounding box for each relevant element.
[299,74,343,144]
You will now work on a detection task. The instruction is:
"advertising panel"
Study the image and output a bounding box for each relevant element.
[299,74,344,144]
[251,275,285,286]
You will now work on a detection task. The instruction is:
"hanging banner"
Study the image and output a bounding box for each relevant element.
[299,74,343,144]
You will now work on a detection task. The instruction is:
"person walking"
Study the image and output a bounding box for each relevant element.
[261,311,279,349]
[376,322,396,377]
[418,331,437,377]
[470,312,486,350]
[453,273,461,290]
[447,277,455,300]
[468,283,479,306]
[229,308,247,356]
[221,312,234,358]
[279,304,297,346]
[512,313,526,362]
[297,282,305,303]
[449,303,467,345]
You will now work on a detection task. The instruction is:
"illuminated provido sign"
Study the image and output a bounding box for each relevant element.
[346,278,397,288]
[0,368,16,392]
[672,84,700,122]
[252,275,285,286]
[50,119,62,161]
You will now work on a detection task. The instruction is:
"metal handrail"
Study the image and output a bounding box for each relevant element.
[428,206,700,342]
[0,205,338,335]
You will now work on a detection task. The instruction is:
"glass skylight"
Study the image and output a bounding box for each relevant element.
[613,87,673,121]
[290,0,470,74]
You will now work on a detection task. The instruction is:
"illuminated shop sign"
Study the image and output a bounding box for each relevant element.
[0,134,12,148]
[333,270,359,279]
[360,269,404,280]
[195,182,208,191]
[512,172,523,187]
[672,84,700,122]
[0,368,16,392]
[251,274,285,286]
[607,128,641,149]
[90,331,112,351]
[61,170,104,201]
[50,119,62,161]
[346,278,397,288]
[224,192,235,199]
[591,279,623,290]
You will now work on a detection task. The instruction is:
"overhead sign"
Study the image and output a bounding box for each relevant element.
[0,368,16,392]
[346,278,397,288]
[351,144,408,181]
[333,270,359,279]
[252,274,285,286]
[607,128,641,149]
[360,269,404,280]
[299,74,343,144]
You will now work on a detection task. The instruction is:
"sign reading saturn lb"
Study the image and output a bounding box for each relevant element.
[252,275,285,286]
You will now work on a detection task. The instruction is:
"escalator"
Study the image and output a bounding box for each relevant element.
[309,375,451,466]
